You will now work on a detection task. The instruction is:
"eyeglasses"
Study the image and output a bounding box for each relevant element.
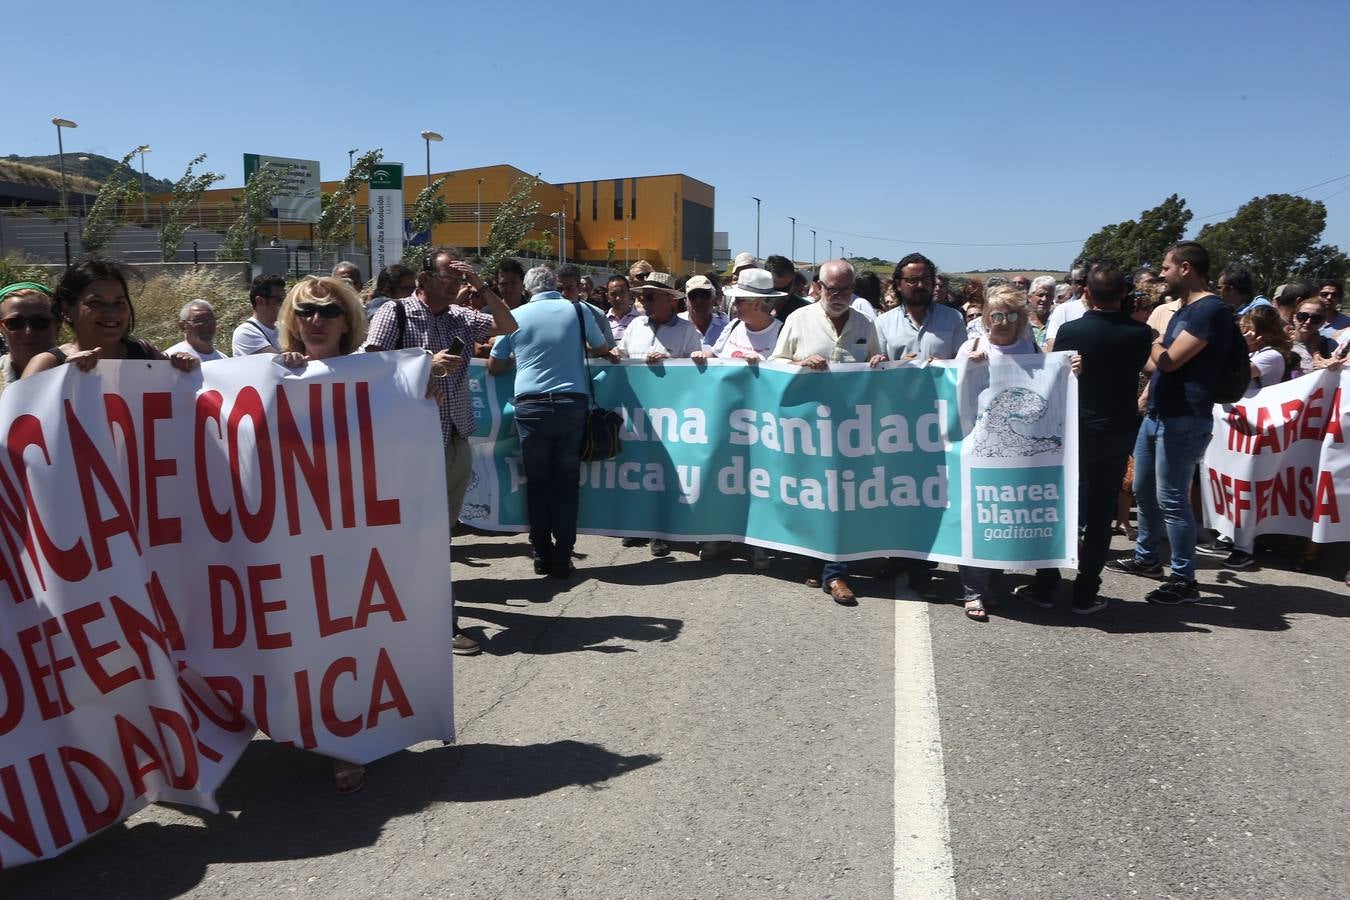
[822,282,854,296]
[1294,311,1325,325]
[988,311,1021,324]
[294,303,345,320]
[1,314,54,331]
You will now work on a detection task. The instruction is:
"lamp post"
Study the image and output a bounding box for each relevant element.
[789,216,796,265]
[476,177,484,253]
[419,130,442,192]
[77,156,90,217]
[51,117,77,221]
[811,229,817,268]
[135,146,153,221]
[348,148,357,170]
[828,239,833,259]
[348,149,358,257]
[625,213,630,270]
[752,196,761,258]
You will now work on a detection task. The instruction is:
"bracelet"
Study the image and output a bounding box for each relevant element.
[431,364,448,378]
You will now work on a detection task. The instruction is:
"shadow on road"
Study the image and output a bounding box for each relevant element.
[0,739,659,899]
[462,605,682,655]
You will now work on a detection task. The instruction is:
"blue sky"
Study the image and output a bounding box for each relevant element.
[9,0,1349,271]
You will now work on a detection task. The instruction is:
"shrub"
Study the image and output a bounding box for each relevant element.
[131,268,252,352]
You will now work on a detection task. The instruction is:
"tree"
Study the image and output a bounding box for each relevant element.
[1289,243,1350,285]
[605,238,616,271]
[401,176,449,266]
[159,154,224,262]
[81,149,141,256]
[1079,194,1192,270]
[217,163,288,268]
[480,175,543,275]
[1197,194,1330,294]
[315,149,382,267]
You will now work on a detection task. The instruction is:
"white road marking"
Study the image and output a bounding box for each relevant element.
[894,590,957,900]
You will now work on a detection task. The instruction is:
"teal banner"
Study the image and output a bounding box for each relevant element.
[462,356,1078,567]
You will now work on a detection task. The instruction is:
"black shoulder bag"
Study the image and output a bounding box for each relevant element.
[572,302,623,461]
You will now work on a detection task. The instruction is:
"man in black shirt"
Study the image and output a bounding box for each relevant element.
[764,254,810,323]
[1053,261,1152,612]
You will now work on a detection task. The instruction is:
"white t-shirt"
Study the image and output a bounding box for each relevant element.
[679,311,730,351]
[1044,298,1085,345]
[166,339,225,362]
[619,315,703,358]
[711,317,782,358]
[231,318,280,356]
[1245,346,1286,397]
[850,296,879,321]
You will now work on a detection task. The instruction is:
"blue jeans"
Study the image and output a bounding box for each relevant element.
[1131,414,1214,581]
[513,396,588,565]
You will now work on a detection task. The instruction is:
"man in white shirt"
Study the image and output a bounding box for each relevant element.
[165,299,225,361]
[231,274,285,356]
[769,259,883,606]
[1043,262,1088,350]
[617,273,703,360]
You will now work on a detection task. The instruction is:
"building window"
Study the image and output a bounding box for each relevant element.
[614,179,623,220]
[592,181,597,220]
[575,183,581,221]
[630,178,637,219]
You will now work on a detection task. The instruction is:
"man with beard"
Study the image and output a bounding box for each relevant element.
[871,252,964,600]
[770,259,883,606]
[1107,241,1230,605]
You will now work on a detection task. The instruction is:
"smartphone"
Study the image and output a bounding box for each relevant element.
[446,337,466,356]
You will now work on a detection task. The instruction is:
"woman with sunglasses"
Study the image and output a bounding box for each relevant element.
[954,287,1043,620]
[24,258,199,378]
[1290,299,1344,375]
[276,275,367,365]
[0,282,60,397]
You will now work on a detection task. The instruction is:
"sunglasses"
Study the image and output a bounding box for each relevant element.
[294,303,345,320]
[1294,311,1325,325]
[989,311,1021,324]
[1,314,54,331]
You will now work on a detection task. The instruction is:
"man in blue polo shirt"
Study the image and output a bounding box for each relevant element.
[1108,241,1230,604]
[489,266,611,578]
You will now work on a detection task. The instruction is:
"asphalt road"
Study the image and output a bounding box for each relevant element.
[3,531,1347,899]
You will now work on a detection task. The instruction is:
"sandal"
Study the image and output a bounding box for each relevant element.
[333,760,366,795]
[963,599,988,621]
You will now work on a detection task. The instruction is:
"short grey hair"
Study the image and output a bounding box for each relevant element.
[1029,275,1056,294]
[523,265,558,295]
[332,260,360,275]
[178,298,214,321]
[1054,283,1072,301]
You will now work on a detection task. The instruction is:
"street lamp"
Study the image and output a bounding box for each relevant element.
[419,130,442,191]
[789,216,796,265]
[476,177,484,253]
[135,145,152,220]
[348,148,357,170]
[51,117,77,220]
[828,239,833,259]
[811,229,817,268]
[752,196,762,258]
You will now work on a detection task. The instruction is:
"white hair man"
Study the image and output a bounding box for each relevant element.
[166,299,224,361]
[769,259,884,606]
[332,261,364,292]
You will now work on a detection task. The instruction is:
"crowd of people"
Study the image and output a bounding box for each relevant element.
[1,241,1347,787]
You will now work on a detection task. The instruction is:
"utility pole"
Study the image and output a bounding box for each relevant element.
[828,238,833,259]
[789,216,796,265]
[811,229,817,268]
[752,196,761,258]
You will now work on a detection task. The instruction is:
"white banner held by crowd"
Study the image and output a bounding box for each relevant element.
[0,352,454,868]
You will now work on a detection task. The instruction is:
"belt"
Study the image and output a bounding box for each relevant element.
[514,391,587,403]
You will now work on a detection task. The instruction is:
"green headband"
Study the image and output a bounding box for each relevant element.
[0,282,52,301]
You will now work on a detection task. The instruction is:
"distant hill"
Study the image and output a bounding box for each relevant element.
[5,152,174,194]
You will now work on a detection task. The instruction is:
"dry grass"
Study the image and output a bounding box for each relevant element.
[0,160,102,195]
[131,268,252,352]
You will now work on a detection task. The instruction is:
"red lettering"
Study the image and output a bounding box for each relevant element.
[1313,471,1340,523]
[356,383,400,526]
[294,668,317,750]
[1232,479,1252,528]
[29,752,71,852]
[366,648,414,727]
[278,384,332,537]
[1226,405,1252,453]
[142,392,181,547]
[101,393,141,530]
[227,387,276,544]
[0,648,22,735]
[115,714,168,798]
[195,390,232,542]
[247,564,290,650]
[1326,388,1343,443]
[66,400,143,571]
[319,657,362,738]
[149,706,199,789]
[1298,467,1315,518]
[209,565,246,649]
[1250,406,1281,455]
[63,602,138,695]
[18,618,75,719]
[355,548,405,628]
[9,414,89,586]
[312,554,352,638]
[58,746,124,834]
[333,383,356,528]
[0,764,40,861]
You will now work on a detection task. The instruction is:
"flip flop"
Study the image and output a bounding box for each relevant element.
[334,762,366,795]
[964,599,988,621]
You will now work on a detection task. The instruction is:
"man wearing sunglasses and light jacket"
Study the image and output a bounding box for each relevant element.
[0,282,59,397]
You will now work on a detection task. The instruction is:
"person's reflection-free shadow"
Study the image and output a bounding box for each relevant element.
[0,739,660,900]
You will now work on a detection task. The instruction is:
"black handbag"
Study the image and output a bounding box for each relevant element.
[573,302,623,461]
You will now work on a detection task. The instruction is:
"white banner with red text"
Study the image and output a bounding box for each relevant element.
[1201,368,1348,545]
[0,351,454,868]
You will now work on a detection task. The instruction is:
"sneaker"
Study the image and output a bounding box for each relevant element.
[1105,557,1164,577]
[1071,594,1108,615]
[452,631,481,655]
[698,541,729,561]
[751,547,771,571]
[1223,550,1255,570]
[1012,583,1054,609]
[1196,536,1234,557]
[621,537,649,547]
[1145,576,1200,605]
[650,539,670,557]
